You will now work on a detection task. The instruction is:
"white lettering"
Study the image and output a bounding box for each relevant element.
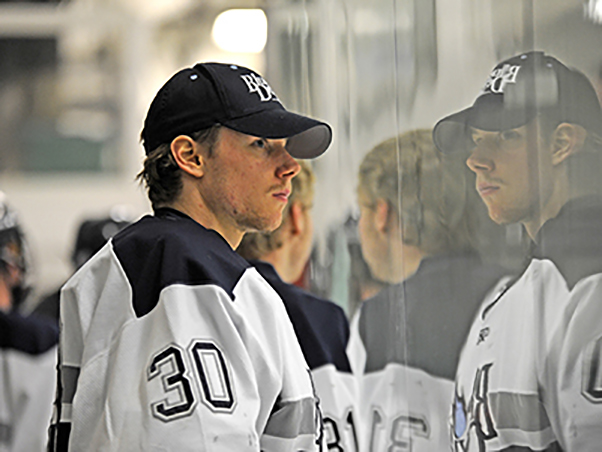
[240,74,280,102]
[482,64,522,94]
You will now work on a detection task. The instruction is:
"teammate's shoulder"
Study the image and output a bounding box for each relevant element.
[0,310,58,355]
[252,260,347,321]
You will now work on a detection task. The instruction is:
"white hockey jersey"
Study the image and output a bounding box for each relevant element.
[49,208,322,451]
[453,196,602,451]
[347,253,507,452]
[0,311,57,452]
[251,260,358,451]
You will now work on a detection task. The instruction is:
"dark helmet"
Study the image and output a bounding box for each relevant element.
[71,207,133,268]
[0,191,31,308]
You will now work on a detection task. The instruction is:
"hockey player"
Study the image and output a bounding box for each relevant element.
[48,63,332,451]
[237,161,357,451]
[33,211,132,323]
[433,50,602,451]
[347,129,507,451]
[0,192,58,452]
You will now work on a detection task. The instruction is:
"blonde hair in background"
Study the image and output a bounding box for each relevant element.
[237,160,315,260]
[358,128,481,256]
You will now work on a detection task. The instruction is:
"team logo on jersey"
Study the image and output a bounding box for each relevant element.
[240,73,281,103]
[452,363,497,451]
[480,64,521,95]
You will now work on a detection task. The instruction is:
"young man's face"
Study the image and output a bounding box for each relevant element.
[466,120,555,227]
[200,127,301,237]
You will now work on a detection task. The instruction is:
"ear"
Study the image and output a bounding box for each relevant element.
[171,135,205,178]
[550,123,586,166]
[289,201,305,236]
[374,198,391,234]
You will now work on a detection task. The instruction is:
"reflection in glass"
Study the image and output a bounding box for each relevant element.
[348,129,508,450]
[435,50,602,451]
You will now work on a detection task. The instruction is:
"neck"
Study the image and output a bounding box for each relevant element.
[396,243,425,283]
[0,275,12,311]
[523,170,569,240]
[167,187,243,249]
[380,236,425,284]
[260,245,302,284]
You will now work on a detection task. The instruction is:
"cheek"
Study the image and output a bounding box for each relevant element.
[358,215,368,245]
[358,216,375,258]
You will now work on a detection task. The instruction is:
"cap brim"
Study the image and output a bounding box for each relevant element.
[223,109,332,159]
[433,97,536,154]
[432,108,474,154]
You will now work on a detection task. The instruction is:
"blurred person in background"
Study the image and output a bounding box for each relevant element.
[32,208,132,323]
[0,191,57,452]
[237,160,357,451]
[434,50,602,451]
[48,62,332,451]
[347,129,508,451]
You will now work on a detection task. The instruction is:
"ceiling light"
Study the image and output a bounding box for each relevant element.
[212,9,268,54]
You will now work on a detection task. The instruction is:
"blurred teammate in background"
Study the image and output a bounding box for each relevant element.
[348,129,507,451]
[434,50,602,451]
[32,209,132,323]
[0,191,57,452]
[48,62,332,451]
[237,160,357,451]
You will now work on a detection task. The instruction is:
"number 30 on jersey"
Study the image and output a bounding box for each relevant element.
[147,340,235,422]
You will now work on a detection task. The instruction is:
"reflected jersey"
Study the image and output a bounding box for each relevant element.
[251,260,358,451]
[453,196,602,451]
[49,208,321,452]
[348,253,507,451]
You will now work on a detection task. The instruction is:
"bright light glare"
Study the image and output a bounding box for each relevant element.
[585,0,602,23]
[212,9,268,54]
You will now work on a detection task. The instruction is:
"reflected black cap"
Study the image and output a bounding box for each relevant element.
[141,62,332,159]
[433,51,602,153]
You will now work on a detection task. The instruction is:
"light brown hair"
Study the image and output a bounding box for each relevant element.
[358,128,480,255]
[137,125,221,210]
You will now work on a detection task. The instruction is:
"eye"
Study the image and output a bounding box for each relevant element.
[470,131,482,146]
[499,130,520,141]
[252,138,267,149]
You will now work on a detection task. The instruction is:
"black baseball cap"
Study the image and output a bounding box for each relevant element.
[433,51,602,153]
[141,62,332,159]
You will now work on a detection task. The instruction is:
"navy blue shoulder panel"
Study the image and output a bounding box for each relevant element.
[112,208,251,318]
[534,196,602,289]
[251,260,351,373]
[0,310,58,355]
[359,253,509,379]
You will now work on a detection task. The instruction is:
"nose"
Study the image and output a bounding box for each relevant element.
[279,153,301,179]
[274,141,301,179]
[466,144,494,173]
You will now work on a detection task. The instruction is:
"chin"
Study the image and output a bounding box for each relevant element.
[245,214,283,233]
[487,206,523,226]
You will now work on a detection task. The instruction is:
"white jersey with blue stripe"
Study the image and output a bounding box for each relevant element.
[453,196,602,451]
[49,208,322,451]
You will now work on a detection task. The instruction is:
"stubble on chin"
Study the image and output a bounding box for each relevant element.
[238,210,284,234]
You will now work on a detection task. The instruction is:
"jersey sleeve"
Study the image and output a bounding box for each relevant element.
[238,270,323,452]
[48,242,125,452]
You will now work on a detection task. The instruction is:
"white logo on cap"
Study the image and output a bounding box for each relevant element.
[481,64,521,94]
[240,73,281,103]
